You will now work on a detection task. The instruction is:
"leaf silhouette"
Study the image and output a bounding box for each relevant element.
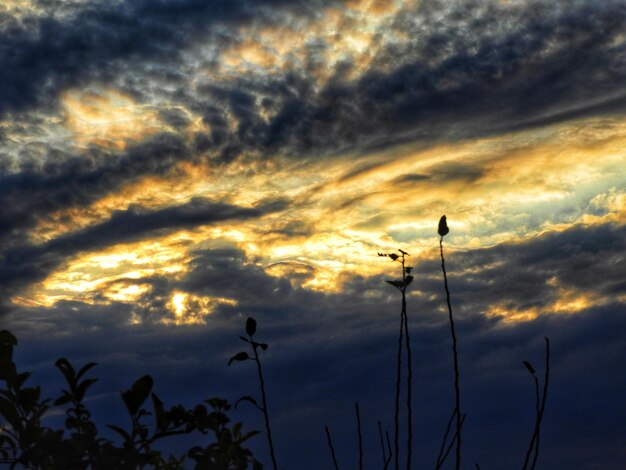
[523,361,536,375]
[389,253,399,261]
[438,215,449,237]
[107,424,132,442]
[405,275,414,286]
[228,352,250,366]
[235,395,263,411]
[75,362,98,382]
[122,374,153,416]
[385,280,405,290]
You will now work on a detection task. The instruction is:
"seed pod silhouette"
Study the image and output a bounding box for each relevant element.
[438,215,449,237]
[246,317,257,336]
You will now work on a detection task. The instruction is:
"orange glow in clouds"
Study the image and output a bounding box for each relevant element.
[62,89,164,149]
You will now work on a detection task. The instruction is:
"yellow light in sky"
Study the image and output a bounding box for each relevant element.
[170,292,187,317]
[61,88,165,149]
[104,284,150,302]
[164,291,238,325]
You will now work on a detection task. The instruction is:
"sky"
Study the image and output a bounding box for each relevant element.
[0,0,625,468]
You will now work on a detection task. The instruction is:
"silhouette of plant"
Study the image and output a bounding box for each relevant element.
[355,402,363,470]
[229,317,278,470]
[435,408,466,469]
[521,337,550,470]
[324,425,340,470]
[377,420,392,469]
[0,329,260,469]
[438,214,463,470]
[378,248,414,470]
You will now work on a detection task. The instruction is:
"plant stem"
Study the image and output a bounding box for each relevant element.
[325,425,340,470]
[522,338,550,470]
[356,403,363,470]
[394,301,403,470]
[403,291,413,470]
[435,407,456,469]
[440,236,462,470]
[378,420,387,467]
[385,430,393,469]
[251,339,278,470]
[531,338,550,470]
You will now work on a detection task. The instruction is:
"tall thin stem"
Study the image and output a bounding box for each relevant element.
[325,425,340,470]
[522,337,550,470]
[385,430,393,469]
[394,300,403,470]
[440,236,462,470]
[435,407,456,469]
[356,403,363,470]
[522,338,551,470]
[379,421,394,470]
[378,420,387,467]
[531,338,550,470]
[402,271,413,470]
[384,249,413,470]
[251,341,278,470]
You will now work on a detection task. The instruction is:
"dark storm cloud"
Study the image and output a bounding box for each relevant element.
[179,247,318,312]
[0,0,344,116]
[390,163,484,189]
[0,132,190,242]
[391,172,431,185]
[189,0,626,160]
[2,0,621,222]
[145,220,626,329]
[52,196,287,252]
[2,0,623,170]
[413,222,626,320]
[0,197,287,305]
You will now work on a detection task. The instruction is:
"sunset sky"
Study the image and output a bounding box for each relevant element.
[1,0,625,468]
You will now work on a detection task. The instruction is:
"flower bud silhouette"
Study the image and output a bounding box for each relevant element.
[438,215,449,237]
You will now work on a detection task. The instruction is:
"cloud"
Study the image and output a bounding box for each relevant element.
[0,0,344,116]
[0,197,287,305]
[0,132,190,240]
[189,0,626,160]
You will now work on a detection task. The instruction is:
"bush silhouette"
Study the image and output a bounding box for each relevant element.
[0,330,260,469]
